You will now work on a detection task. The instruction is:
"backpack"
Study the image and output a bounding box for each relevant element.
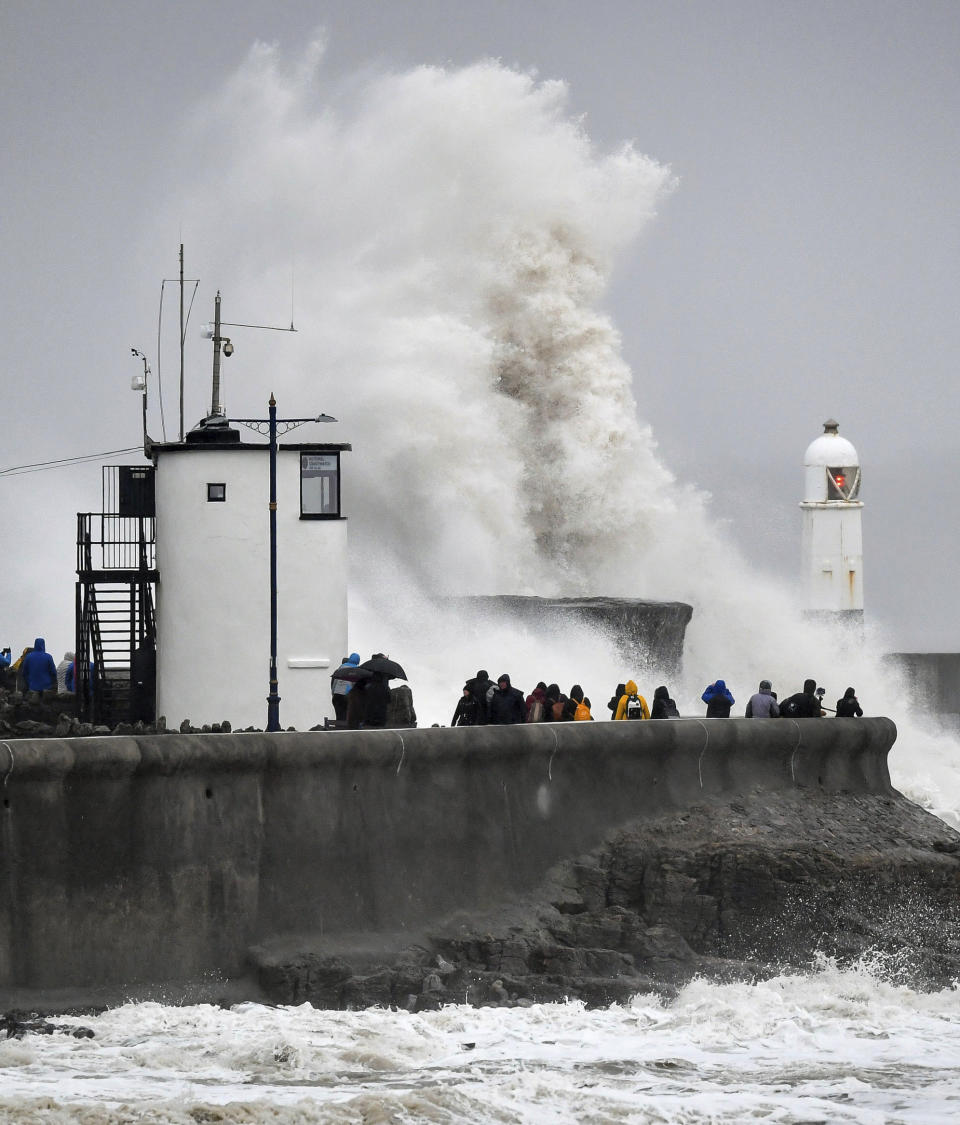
[574,701,591,721]
[664,700,680,718]
[780,696,800,718]
[626,695,645,720]
[527,699,545,723]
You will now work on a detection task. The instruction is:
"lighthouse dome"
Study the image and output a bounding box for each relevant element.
[802,420,861,503]
[803,419,859,468]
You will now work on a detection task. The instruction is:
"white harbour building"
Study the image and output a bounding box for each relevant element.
[151,415,350,731]
[76,416,350,732]
[76,309,350,731]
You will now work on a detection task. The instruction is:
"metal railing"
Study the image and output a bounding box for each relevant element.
[76,513,155,573]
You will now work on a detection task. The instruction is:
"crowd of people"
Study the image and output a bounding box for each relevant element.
[3,638,865,729]
[0,638,79,697]
[448,670,864,725]
[329,653,417,729]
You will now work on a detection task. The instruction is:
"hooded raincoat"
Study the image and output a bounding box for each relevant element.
[487,674,527,725]
[614,680,649,720]
[21,638,57,694]
[701,680,735,717]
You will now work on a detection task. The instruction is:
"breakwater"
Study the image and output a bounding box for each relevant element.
[0,717,910,1007]
[885,652,960,732]
[448,596,693,674]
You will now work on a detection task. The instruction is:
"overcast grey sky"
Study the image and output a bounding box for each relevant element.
[2,0,958,654]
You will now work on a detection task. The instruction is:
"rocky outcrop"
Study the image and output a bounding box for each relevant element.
[251,788,960,1009]
[1,1014,95,1039]
[446,595,693,674]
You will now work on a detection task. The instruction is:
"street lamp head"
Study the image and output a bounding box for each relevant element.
[315,413,337,423]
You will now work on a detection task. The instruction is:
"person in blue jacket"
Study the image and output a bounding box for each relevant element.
[701,679,735,717]
[21,637,58,697]
[65,658,96,699]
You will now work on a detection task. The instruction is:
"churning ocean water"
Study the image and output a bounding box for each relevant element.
[2,961,959,1123]
[6,44,956,1124]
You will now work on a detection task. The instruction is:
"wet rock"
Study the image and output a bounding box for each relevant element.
[14,720,52,736]
[488,979,509,1004]
[250,789,960,1010]
[1,1014,95,1040]
[341,969,394,1010]
[254,951,353,1007]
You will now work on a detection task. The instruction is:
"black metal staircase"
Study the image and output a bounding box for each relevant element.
[75,466,158,726]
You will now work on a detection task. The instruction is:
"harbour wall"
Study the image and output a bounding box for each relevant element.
[884,652,960,732]
[447,596,694,675]
[0,718,895,998]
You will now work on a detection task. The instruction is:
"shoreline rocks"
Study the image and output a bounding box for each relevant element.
[249,788,960,1009]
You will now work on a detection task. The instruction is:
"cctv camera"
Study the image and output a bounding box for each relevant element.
[222,340,234,357]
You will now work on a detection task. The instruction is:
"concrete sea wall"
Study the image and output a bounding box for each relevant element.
[0,718,895,999]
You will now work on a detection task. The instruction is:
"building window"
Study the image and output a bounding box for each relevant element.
[301,452,340,518]
[207,483,226,502]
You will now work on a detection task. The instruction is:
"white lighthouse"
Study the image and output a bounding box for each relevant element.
[800,419,863,620]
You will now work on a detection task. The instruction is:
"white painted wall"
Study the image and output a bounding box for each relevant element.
[800,504,864,612]
[154,446,347,730]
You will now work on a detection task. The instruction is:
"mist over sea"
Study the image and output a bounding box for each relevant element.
[5,46,956,1122]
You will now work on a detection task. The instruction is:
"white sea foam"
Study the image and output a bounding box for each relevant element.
[2,966,959,1122]
[157,43,960,825]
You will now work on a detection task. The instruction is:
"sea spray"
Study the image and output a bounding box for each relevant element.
[156,42,960,823]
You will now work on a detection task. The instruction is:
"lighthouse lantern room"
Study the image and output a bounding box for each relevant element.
[800,419,864,619]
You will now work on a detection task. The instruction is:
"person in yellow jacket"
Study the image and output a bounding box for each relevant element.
[614,680,650,720]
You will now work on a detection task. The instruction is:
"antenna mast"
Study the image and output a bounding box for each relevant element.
[179,244,185,441]
[211,290,224,417]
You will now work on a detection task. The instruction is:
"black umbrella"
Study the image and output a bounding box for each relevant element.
[360,655,407,680]
[331,664,374,684]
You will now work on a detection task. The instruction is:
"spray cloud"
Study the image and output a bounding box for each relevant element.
[160,41,959,822]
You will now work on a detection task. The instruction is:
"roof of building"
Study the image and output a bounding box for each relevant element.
[151,440,352,455]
